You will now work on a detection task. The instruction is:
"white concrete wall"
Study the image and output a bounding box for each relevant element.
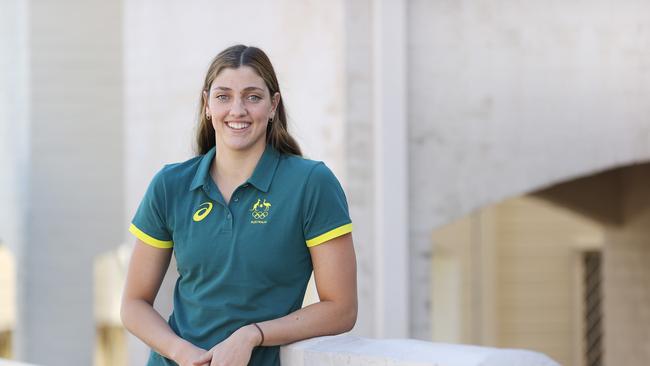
[0,0,28,354]
[0,0,29,266]
[4,0,649,362]
[13,0,125,364]
[407,0,650,339]
[342,0,376,338]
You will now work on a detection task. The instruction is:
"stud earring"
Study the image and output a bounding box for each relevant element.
[206,112,211,120]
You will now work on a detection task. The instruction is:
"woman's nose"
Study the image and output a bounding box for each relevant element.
[229,98,247,116]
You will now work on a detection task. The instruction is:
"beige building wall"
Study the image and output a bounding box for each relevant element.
[493,197,603,366]
[604,166,650,365]
[0,246,16,358]
[432,165,650,365]
[432,196,604,366]
[93,245,130,366]
[0,247,16,332]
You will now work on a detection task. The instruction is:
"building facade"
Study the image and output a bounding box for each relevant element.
[1,0,649,365]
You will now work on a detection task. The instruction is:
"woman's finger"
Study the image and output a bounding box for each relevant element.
[192,351,212,365]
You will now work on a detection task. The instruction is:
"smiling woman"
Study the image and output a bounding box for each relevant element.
[203,67,278,154]
[121,45,357,366]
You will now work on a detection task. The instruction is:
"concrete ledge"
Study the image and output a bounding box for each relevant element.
[0,360,39,366]
[280,335,560,366]
[2,336,560,366]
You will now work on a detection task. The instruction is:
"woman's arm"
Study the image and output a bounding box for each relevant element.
[194,233,357,366]
[121,240,207,366]
[257,232,358,343]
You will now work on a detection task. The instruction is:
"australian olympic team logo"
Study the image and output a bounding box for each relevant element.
[250,198,271,224]
[192,202,213,222]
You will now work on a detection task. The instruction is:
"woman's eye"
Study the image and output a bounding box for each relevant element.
[215,95,229,102]
[247,95,262,102]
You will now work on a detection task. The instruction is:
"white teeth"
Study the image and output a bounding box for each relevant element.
[226,122,250,130]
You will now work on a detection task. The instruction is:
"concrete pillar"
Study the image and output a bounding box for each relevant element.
[372,0,409,338]
[15,0,124,364]
[343,0,376,338]
[0,0,29,271]
[0,0,29,358]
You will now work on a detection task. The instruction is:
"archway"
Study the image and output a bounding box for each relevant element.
[430,162,650,366]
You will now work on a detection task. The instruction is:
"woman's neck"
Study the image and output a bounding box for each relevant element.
[212,142,266,187]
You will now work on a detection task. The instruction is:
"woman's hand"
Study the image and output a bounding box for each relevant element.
[193,325,261,366]
[171,340,208,366]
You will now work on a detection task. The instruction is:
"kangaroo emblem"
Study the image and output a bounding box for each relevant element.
[250,198,272,222]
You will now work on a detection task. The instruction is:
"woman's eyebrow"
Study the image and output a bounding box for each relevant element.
[211,86,264,92]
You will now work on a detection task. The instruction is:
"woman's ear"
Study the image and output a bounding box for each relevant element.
[271,92,281,114]
[203,90,210,115]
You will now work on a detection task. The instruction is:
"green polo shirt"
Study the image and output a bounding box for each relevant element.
[129,144,352,366]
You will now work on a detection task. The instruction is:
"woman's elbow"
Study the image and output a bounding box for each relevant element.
[339,301,358,333]
[120,297,137,332]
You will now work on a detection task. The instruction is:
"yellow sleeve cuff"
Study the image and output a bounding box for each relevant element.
[306,223,353,247]
[129,224,173,249]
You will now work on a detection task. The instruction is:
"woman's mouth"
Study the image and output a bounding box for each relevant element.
[225,121,251,130]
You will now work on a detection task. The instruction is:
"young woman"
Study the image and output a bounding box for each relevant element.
[121,45,357,366]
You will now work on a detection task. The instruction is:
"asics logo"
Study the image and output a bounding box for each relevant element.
[192,202,213,222]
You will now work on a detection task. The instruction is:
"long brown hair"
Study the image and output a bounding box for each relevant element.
[196,45,302,156]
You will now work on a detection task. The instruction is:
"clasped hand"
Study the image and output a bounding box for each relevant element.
[177,325,260,366]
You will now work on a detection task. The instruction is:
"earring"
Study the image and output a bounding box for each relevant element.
[206,112,211,120]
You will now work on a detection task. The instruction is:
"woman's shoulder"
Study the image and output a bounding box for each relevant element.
[277,154,339,183]
[279,154,324,174]
[150,154,205,188]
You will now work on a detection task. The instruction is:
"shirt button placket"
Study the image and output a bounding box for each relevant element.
[226,211,232,230]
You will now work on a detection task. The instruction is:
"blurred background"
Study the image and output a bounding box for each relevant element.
[1,0,649,365]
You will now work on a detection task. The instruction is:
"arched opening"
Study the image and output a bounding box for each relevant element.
[0,243,16,359]
[431,162,650,366]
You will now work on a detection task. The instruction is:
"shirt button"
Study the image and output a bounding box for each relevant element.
[227,213,231,220]
[234,197,239,202]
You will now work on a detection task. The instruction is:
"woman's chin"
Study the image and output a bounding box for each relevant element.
[219,138,266,153]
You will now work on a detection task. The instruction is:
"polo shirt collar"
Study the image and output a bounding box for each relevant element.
[247,144,280,192]
[189,144,280,193]
[189,147,216,191]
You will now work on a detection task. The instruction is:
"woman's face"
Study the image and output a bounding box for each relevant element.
[205,66,279,154]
